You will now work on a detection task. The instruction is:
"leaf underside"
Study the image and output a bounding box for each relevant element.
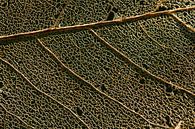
[0,0,195,129]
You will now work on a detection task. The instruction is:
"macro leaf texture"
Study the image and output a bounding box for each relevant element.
[0,0,195,128]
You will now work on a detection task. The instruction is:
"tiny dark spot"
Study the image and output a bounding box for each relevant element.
[157,5,168,11]
[106,11,115,21]
[76,107,83,116]
[165,85,173,93]
[101,84,107,92]
[174,5,180,9]
[2,92,8,99]
[185,1,190,5]
[112,7,118,13]
[135,108,139,112]
[139,79,145,84]
[0,81,3,88]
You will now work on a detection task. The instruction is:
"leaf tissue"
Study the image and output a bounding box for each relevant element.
[0,0,194,128]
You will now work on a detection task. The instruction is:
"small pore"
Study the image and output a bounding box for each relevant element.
[165,85,173,93]
[106,6,118,21]
[134,108,139,112]
[0,81,3,88]
[101,84,107,92]
[139,79,145,84]
[106,11,115,21]
[76,107,83,116]
[185,1,190,5]
[156,5,168,11]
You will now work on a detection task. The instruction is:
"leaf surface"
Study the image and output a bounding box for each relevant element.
[0,0,195,128]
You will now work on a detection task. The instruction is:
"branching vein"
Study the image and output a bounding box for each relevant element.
[36,38,169,129]
[89,29,195,97]
[0,57,90,129]
[0,6,194,42]
[170,13,195,32]
[0,103,34,129]
[138,22,193,65]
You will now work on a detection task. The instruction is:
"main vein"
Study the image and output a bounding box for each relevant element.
[0,6,194,42]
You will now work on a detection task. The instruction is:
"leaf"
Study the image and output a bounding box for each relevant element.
[0,0,195,128]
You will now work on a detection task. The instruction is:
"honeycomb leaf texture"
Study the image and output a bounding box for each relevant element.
[0,0,195,129]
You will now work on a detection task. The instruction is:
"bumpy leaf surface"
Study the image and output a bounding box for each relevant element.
[0,0,194,128]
